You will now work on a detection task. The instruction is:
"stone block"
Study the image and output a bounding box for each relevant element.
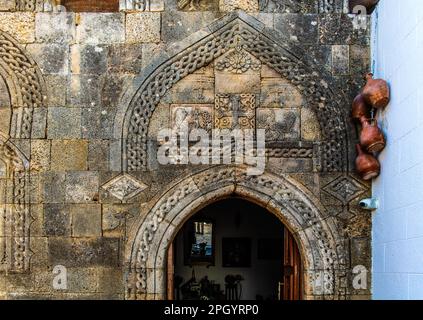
[0,76,10,107]
[215,93,256,129]
[332,45,349,75]
[71,204,102,237]
[102,204,136,237]
[350,45,370,76]
[71,44,108,75]
[42,171,66,203]
[219,0,259,12]
[35,12,75,43]
[107,43,143,74]
[319,14,370,45]
[120,0,164,12]
[0,0,15,11]
[51,139,88,171]
[27,43,69,75]
[47,107,81,139]
[161,72,215,104]
[161,11,217,43]
[0,108,10,137]
[31,107,47,139]
[29,204,44,236]
[0,12,35,43]
[301,108,321,141]
[96,267,124,294]
[44,204,71,236]
[76,13,125,44]
[88,140,109,171]
[351,237,371,267]
[31,139,51,171]
[171,104,213,131]
[44,75,67,107]
[28,236,48,268]
[259,0,316,13]
[81,107,115,139]
[67,268,98,292]
[48,237,120,267]
[68,75,103,107]
[215,72,260,94]
[274,13,318,44]
[126,12,160,43]
[101,73,133,108]
[260,77,304,108]
[65,171,99,203]
[147,103,169,140]
[256,108,300,141]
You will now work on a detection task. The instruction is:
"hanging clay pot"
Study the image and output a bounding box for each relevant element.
[352,94,371,120]
[362,73,390,109]
[348,0,380,14]
[359,116,386,153]
[355,144,381,181]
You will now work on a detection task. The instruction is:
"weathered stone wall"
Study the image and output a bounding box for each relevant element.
[0,0,372,299]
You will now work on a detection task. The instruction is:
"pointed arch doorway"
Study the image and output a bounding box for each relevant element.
[166,197,302,301]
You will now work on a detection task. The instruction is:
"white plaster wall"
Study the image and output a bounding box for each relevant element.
[372,0,423,300]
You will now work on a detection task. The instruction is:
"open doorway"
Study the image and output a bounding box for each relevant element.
[167,198,302,300]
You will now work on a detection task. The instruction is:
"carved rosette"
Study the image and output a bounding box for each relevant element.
[124,18,348,173]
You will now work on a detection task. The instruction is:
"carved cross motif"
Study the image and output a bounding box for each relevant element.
[215,94,256,129]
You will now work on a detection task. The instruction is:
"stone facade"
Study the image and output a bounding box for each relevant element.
[0,0,372,299]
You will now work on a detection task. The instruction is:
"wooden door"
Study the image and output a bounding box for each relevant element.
[281,226,302,300]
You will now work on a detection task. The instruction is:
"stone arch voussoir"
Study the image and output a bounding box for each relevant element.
[126,166,347,300]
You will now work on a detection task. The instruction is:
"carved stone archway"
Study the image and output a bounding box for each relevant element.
[118,12,349,173]
[0,30,46,273]
[0,30,46,139]
[126,166,348,300]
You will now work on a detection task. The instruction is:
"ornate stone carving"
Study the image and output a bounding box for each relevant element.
[256,108,300,141]
[0,140,30,273]
[215,46,261,74]
[259,0,307,12]
[323,175,367,205]
[0,31,46,139]
[259,0,341,13]
[123,18,348,173]
[102,174,148,201]
[127,167,345,298]
[121,0,152,11]
[177,0,218,11]
[266,147,313,158]
[15,0,55,11]
[171,104,213,132]
[214,93,256,129]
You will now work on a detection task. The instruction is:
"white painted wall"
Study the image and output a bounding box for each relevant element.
[372,0,423,300]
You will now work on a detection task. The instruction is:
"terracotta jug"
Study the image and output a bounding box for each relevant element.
[355,144,381,181]
[362,73,390,109]
[352,94,371,120]
[349,0,380,14]
[359,116,386,153]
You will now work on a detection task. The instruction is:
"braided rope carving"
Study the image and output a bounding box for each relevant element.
[0,31,45,138]
[124,19,347,173]
[128,167,343,297]
[0,142,30,272]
